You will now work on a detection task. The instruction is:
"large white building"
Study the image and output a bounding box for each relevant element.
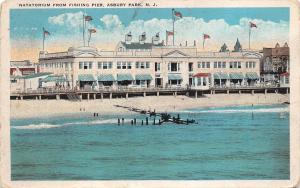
[38,35,262,90]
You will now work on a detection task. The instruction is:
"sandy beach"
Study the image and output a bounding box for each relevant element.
[10,93,289,119]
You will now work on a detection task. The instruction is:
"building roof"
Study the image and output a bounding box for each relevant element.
[233,38,242,52]
[120,42,164,50]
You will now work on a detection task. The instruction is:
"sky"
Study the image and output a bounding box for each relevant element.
[10,8,290,62]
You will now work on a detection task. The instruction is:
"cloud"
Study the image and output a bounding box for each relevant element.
[100,14,124,30]
[48,11,84,28]
[46,12,289,51]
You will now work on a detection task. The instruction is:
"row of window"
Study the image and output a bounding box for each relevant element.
[42,61,257,71]
[246,61,257,69]
[196,61,256,69]
[41,62,73,70]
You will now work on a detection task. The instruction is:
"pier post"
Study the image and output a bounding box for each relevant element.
[287,88,289,94]
[110,93,112,99]
[195,91,198,99]
[93,94,96,100]
[158,119,161,125]
[153,118,156,125]
[122,118,124,125]
[264,89,267,94]
[239,90,241,94]
[126,93,128,99]
[251,90,254,95]
[227,90,229,94]
[118,118,120,126]
[156,91,159,97]
[101,93,103,100]
[134,118,136,125]
[143,92,146,97]
[275,89,278,94]
[35,96,38,100]
[39,95,41,100]
[56,94,60,100]
[20,96,23,100]
[141,120,144,125]
[174,92,177,97]
[79,94,82,101]
[87,94,90,100]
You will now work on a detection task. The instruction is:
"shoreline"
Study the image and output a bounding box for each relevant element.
[10,93,289,119]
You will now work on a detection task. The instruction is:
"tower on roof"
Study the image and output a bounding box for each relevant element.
[283,42,288,48]
[233,38,242,52]
[275,43,280,48]
[219,43,229,52]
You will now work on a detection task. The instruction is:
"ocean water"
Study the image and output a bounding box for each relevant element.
[11,104,289,180]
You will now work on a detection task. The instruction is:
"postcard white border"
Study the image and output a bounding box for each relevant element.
[1,0,299,187]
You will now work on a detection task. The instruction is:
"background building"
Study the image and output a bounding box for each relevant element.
[261,42,289,86]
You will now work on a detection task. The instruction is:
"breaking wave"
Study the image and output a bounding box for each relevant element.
[183,107,289,114]
[12,118,119,130]
[11,123,62,130]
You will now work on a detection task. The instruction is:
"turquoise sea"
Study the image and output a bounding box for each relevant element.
[11,104,289,180]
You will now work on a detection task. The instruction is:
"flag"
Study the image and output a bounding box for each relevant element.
[43,28,50,36]
[88,28,96,33]
[250,21,257,28]
[174,10,182,18]
[203,34,210,39]
[85,15,93,21]
[166,30,174,36]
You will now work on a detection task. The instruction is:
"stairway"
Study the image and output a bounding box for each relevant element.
[67,93,81,101]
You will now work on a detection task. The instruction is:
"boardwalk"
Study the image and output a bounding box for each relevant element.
[10,86,289,100]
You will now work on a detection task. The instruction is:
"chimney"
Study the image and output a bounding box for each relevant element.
[125,32,132,44]
[139,32,146,44]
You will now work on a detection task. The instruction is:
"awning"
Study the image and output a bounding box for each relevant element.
[98,74,115,82]
[135,74,153,80]
[246,72,260,80]
[214,73,229,79]
[117,74,134,81]
[78,74,96,82]
[168,74,182,80]
[41,75,66,82]
[229,73,244,80]
[193,73,210,77]
[280,72,289,77]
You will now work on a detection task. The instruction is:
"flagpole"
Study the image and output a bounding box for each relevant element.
[202,34,205,50]
[166,30,168,46]
[82,13,85,46]
[249,25,251,50]
[88,32,91,46]
[42,27,45,51]
[172,9,175,46]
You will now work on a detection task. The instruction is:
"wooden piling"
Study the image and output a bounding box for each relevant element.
[122,118,124,125]
[146,117,148,125]
[131,120,133,125]
[134,118,136,125]
[118,118,120,126]
[153,118,156,125]
[141,120,144,125]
